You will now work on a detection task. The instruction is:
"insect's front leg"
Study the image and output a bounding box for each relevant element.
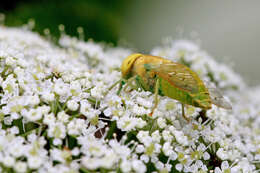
[104,79,123,96]
[116,80,125,95]
[124,75,138,92]
[149,78,159,116]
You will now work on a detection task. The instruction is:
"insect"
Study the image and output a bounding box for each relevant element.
[110,53,232,121]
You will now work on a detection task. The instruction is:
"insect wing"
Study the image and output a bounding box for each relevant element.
[204,80,232,109]
[145,63,199,93]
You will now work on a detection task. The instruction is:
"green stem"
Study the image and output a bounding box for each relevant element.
[62,96,72,110]
[1,66,9,76]
[21,126,41,137]
[149,118,156,134]
[57,100,63,111]
[106,121,117,140]
[79,167,90,173]
[69,113,81,120]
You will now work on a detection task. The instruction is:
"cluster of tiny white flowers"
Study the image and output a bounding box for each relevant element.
[0,25,259,173]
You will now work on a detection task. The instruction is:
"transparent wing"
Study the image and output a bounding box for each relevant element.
[144,63,199,93]
[203,80,232,109]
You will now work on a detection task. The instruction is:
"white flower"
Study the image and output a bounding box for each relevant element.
[28,95,40,106]
[70,80,81,91]
[71,147,80,156]
[154,143,162,154]
[172,130,188,146]
[54,79,69,96]
[53,138,62,146]
[23,108,43,121]
[3,155,15,167]
[214,161,230,173]
[140,154,149,163]
[42,92,55,102]
[136,96,152,108]
[27,133,37,142]
[67,118,86,135]
[43,113,56,125]
[14,161,27,173]
[151,130,161,143]
[50,148,71,163]
[203,152,210,160]
[10,126,19,135]
[104,108,112,117]
[175,163,183,172]
[132,160,147,173]
[157,117,167,129]
[5,56,17,66]
[162,142,174,156]
[57,111,69,123]
[132,104,149,115]
[135,144,145,153]
[48,122,66,139]
[137,131,152,146]
[39,105,51,114]
[4,116,12,125]
[100,150,118,169]
[67,100,79,111]
[151,155,159,163]
[2,74,19,95]
[120,159,132,173]
[155,161,164,170]
[162,130,173,142]
[81,157,100,170]
[216,148,228,160]
[117,116,137,131]
[80,100,92,117]
[109,139,131,157]
[90,86,103,99]
[28,156,43,169]
[231,158,254,173]
[9,143,25,158]
[136,118,147,128]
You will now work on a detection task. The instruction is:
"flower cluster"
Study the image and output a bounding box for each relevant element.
[0,26,259,173]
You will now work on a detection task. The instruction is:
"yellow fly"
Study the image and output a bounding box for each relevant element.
[110,53,232,120]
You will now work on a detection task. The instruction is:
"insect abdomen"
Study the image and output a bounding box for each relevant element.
[159,77,193,104]
[159,77,211,109]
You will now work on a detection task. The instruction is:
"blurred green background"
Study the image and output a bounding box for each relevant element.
[0,0,129,44]
[1,0,259,86]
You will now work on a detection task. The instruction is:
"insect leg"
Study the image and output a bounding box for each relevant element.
[134,76,144,91]
[104,79,122,96]
[124,75,137,92]
[116,80,124,95]
[149,78,159,116]
[181,104,190,122]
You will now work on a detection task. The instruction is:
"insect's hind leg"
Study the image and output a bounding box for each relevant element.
[181,104,190,122]
[149,78,160,116]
